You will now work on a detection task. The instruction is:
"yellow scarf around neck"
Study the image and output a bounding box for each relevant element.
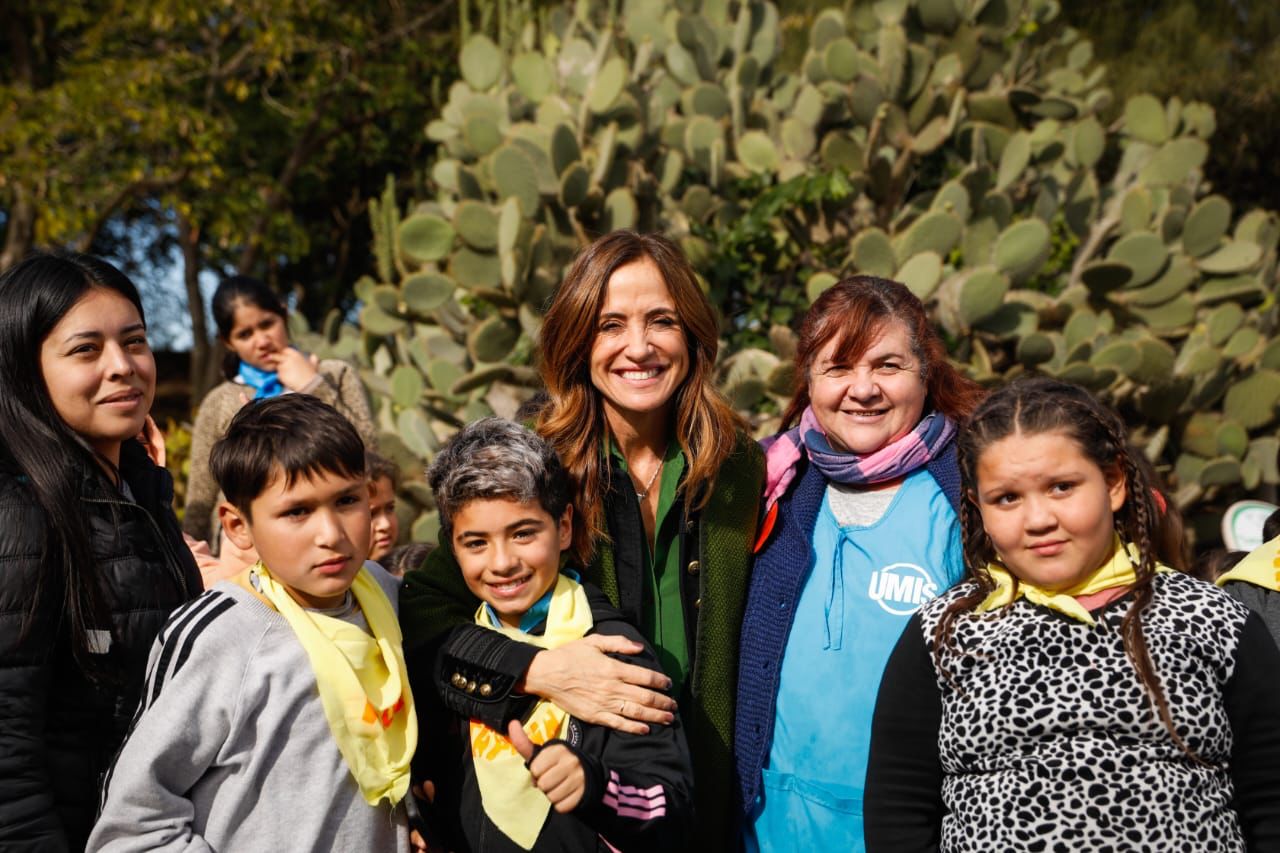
[251,561,416,806]
[1216,535,1280,592]
[470,574,593,850]
[977,536,1169,626]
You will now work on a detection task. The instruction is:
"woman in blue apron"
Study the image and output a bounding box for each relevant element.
[736,276,985,851]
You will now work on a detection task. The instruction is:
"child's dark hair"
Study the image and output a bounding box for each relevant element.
[1263,508,1280,544]
[384,541,435,577]
[367,451,400,489]
[211,275,288,380]
[210,395,366,514]
[1131,452,1190,573]
[1194,548,1248,582]
[937,375,1199,760]
[427,417,572,537]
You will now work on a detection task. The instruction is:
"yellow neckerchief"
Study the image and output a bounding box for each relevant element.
[1216,535,1280,592]
[977,536,1170,626]
[250,561,416,806]
[470,574,593,850]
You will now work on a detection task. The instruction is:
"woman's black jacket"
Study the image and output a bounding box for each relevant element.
[0,440,201,851]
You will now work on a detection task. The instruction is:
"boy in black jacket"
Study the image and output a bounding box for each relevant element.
[417,418,693,852]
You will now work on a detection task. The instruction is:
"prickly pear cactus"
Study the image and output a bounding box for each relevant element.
[315,0,1277,546]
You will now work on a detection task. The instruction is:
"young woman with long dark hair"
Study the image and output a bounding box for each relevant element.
[0,250,200,848]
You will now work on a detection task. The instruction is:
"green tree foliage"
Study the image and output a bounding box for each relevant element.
[0,0,451,395]
[319,0,1277,545]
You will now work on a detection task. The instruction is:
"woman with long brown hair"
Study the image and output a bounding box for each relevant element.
[736,276,985,851]
[401,230,764,849]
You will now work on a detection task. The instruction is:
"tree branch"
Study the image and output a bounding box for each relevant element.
[235,99,397,275]
[74,169,191,253]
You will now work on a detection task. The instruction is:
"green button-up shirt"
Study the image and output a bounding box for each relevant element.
[612,440,688,695]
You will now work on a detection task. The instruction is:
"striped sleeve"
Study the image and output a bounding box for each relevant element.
[142,591,237,710]
[90,590,241,853]
[570,619,694,850]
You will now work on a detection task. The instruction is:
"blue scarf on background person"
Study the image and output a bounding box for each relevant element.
[237,358,286,399]
[760,407,957,511]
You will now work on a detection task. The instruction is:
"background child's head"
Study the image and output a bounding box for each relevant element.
[428,418,573,627]
[211,395,369,607]
[211,275,290,379]
[1193,548,1248,582]
[957,375,1161,587]
[383,541,435,578]
[366,451,400,563]
[1264,508,1280,544]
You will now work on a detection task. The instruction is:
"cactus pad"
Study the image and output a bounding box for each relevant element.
[399,214,455,264]
[1197,240,1263,275]
[1224,370,1280,429]
[1181,195,1232,257]
[402,274,456,314]
[994,219,1051,280]
[460,35,502,92]
[492,145,541,215]
[897,251,943,300]
[738,131,780,174]
[1108,231,1168,286]
[467,316,521,364]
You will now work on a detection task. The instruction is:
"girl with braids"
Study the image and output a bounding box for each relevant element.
[0,251,200,848]
[864,375,1280,851]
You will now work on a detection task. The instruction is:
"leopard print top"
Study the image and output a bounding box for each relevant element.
[918,571,1249,852]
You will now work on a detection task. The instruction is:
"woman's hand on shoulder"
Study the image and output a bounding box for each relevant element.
[520,634,677,735]
[275,348,320,391]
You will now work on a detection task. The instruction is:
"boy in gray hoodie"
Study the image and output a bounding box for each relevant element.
[89,396,415,852]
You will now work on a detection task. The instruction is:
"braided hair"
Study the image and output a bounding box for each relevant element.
[934,375,1200,760]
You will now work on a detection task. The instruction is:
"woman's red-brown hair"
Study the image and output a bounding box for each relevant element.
[780,275,985,428]
[535,230,746,563]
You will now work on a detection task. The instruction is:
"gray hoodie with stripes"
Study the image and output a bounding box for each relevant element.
[87,563,410,853]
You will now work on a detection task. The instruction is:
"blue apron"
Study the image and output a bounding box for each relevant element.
[747,467,963,851]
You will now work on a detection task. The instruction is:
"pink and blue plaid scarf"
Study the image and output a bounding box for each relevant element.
[760,406,956,511]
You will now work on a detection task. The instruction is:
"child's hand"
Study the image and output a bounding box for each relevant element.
[408,780,452,853]
[275,348,320,391]
[184,534,248,589]
[507,720,587,814]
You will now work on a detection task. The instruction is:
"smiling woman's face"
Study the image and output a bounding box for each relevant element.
[588,258,690,427]
[39,287,155,466]
[807,320,927,455]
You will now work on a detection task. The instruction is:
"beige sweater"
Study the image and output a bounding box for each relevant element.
[183,359,378,543]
